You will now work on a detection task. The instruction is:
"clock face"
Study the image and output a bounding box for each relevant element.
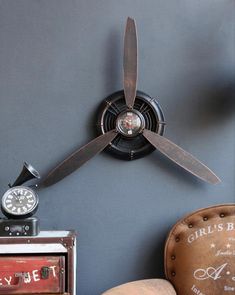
[116,110,145,137]
[1,186,38,219]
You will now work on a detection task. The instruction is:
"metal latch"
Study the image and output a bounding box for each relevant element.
[40,266,50,279]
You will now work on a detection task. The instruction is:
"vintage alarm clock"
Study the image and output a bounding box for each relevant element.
[1,185,39,219]
[0,162,41,236]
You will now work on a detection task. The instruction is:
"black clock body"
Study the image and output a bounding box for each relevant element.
[0,217,39,236]
[1,186,39,220]
[97,90,165,160]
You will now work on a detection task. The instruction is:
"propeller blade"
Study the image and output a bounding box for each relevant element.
[123,17,138,109]
[143,129,221,184]
[40,130,118,187]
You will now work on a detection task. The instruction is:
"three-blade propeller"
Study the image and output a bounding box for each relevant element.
[40,17,220,188]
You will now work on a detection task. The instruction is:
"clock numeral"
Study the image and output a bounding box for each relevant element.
[2,186,38,218]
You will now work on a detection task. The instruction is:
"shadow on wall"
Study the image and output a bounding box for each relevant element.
[86,28,122,139]
[143,233,166,278]
[146,149,204,188]
[181,14,235,131]
[193,80,235,130]
[131,228,170,280]
[104,28,122,96]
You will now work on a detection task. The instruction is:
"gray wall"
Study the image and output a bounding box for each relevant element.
[0,0,234,294]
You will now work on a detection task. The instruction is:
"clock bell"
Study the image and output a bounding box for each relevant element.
[0,162,41,236]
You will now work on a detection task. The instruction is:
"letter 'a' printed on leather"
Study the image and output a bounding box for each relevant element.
[165,204,235,295]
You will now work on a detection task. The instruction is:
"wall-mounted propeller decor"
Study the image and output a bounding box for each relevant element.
[39,17,220,188]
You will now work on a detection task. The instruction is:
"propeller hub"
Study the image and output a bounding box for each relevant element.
[97,90,165,160]
[116,110,145,137]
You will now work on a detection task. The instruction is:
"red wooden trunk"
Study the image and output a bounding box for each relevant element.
[0,256,65,294]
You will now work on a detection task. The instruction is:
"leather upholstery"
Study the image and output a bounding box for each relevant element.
[165,204,235,295]
[102,279,176,295]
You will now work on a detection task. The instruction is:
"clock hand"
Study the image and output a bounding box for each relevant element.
[142,129,221,184]
[40,129,118,188]
[123,17,138,109]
